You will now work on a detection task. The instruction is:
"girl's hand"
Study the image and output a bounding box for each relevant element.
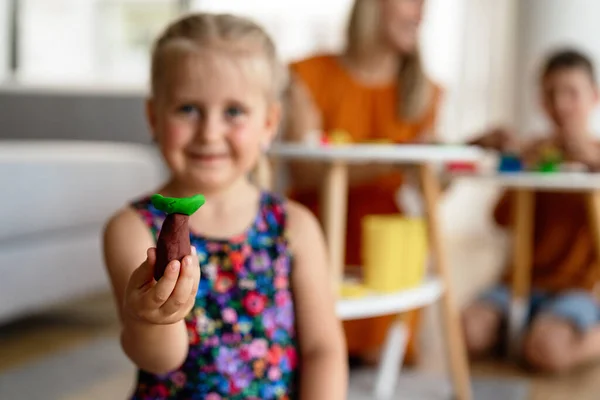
[123,247,200,325]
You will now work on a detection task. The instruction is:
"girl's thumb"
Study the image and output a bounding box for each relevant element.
[137,248,157,283]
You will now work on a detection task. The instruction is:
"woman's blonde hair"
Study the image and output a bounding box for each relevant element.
[150,13,287,101]
[346,0,433,121]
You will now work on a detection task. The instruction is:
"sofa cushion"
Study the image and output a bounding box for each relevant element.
[0,141,166,241]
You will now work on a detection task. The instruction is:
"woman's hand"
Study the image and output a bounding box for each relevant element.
[470,127,519,152]
[124,247,200,325]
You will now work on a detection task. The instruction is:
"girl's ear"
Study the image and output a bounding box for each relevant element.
[593,85,600,105]
[263,101,283,147]
[145,98,158,142]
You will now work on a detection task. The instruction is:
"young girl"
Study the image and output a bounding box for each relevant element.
[102,13,347,399]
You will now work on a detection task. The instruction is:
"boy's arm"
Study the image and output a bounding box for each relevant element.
[286,201,348,400]
[103,208,190,374]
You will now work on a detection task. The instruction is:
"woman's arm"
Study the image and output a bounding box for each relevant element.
[467,127,519,152]
[283,74,397,191]
[282,75,327,190]
[286,201,348,400]
[103,208,190,374]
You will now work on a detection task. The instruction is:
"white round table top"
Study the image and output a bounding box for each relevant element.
[336,278,443,321]
[268,143,483,164]
[463,171,600,191]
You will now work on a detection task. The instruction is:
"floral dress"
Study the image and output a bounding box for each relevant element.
[130,191,299,399]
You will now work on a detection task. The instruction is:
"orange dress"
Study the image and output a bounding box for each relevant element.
[289,54,442,359]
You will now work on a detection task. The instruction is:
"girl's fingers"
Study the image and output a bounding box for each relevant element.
[190,254,201,299]
[160,255,197,315]
[191,246,201,280]
[130,248,157,289]
[144,248,157,282]
[148,260,180,307]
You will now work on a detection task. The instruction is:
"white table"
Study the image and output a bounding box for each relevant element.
[463,172,600,354]
[266,144,483,400]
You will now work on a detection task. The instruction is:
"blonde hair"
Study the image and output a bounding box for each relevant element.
[346,0,433,121]
[150,13,287,101]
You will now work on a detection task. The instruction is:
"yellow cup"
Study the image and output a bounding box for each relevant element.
[362,215,428,293]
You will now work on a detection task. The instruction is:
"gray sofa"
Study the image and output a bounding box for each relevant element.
[0,140,166,323]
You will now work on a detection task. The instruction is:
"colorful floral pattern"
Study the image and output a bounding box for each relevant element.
[130,192,298,399]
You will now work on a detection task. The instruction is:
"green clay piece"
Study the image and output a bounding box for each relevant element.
[151,193,206,215]
[537,148,562,173]
[538,161,560,173]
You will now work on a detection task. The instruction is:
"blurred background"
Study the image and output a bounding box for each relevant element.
[3,1,600,141]
[3,1,600,399]
[1,0,514,143]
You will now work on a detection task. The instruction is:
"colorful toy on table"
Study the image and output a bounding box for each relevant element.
[497,152,524,173]
[150,193,206,281]
[365,138,393,144]
[536,145,562,173]
[446,161,478,173]
[327,129,353,145]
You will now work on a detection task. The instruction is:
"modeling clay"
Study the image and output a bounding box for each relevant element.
[150,193,206,281]
[498,153,523,173]
[537,145,562,173]
[446,161,477,173]
[329,129,352,145]
[538,160,560,173]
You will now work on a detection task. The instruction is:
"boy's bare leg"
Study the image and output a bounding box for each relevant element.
[462,302,503,358]
[523,316,600,373]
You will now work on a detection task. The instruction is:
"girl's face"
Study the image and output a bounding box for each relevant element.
[379,0,425,53]
[541,68,599,134]
[147,49,280,193]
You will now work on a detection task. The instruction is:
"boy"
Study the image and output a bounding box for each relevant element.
[463,49,600,373]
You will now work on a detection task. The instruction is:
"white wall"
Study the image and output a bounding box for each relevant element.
[0,0,9,80]
[17,0,97,82]
[515,0,600,136]
[14,0,178,84]
[420,0,468,142]
[191,0,353,63]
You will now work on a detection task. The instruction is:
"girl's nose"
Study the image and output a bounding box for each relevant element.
[197,113,223,143]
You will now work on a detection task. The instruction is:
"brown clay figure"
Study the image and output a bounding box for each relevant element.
[150,193,206,281]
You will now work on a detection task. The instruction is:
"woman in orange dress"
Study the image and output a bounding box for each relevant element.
[283,0,504,364]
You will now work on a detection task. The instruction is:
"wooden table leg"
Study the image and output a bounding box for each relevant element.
[586,191,600,298]
[509,190,534,356]
[419,163,472,400]
[320,162,349,292]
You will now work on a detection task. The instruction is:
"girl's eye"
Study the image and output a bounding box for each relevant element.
[178,104,199,115]
[225,106,245,119]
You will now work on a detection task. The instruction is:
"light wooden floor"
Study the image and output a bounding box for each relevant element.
[2,292,600,400]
